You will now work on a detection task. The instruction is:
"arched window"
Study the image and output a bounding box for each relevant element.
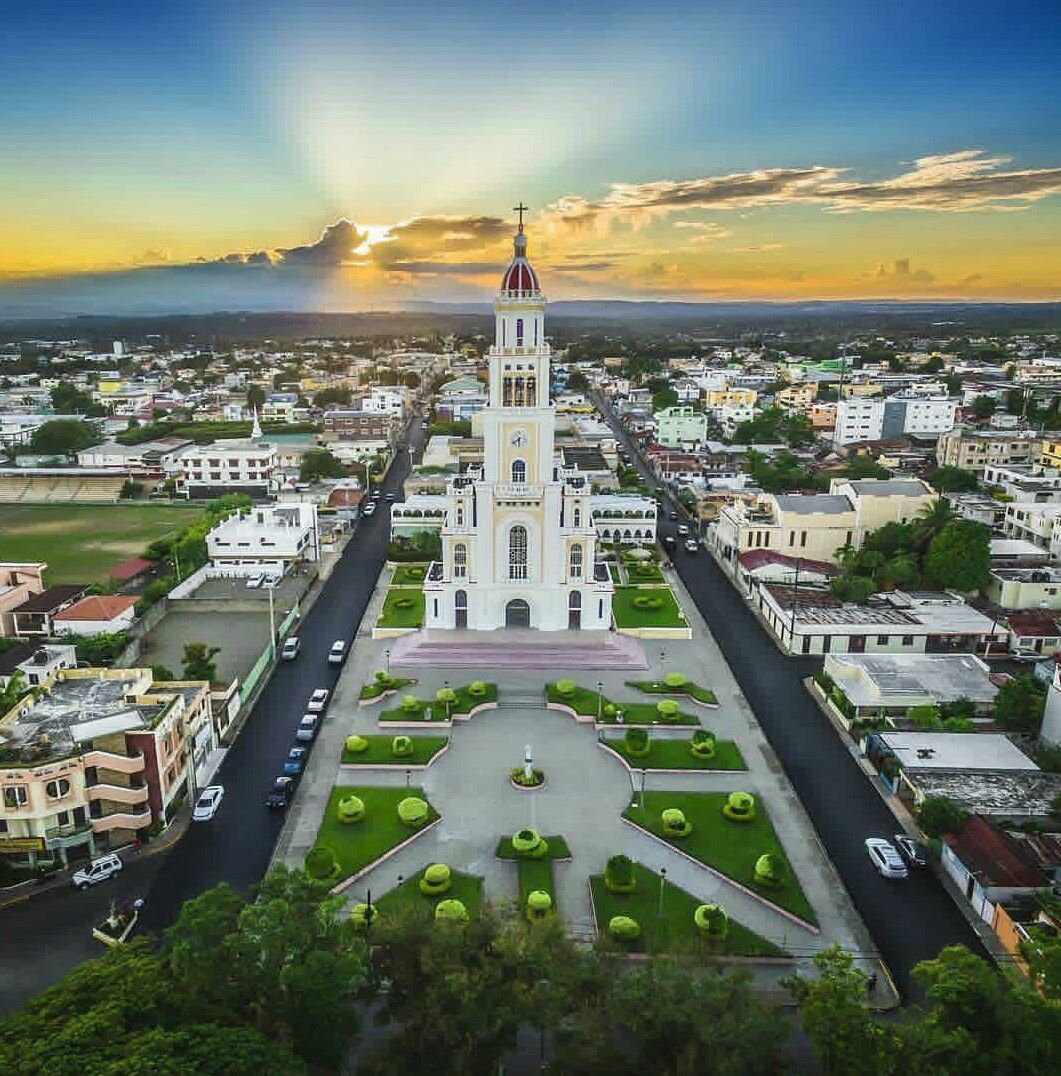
[569,543,583,580]
[511,459,526,484]
[509,525,528,581]
[573,506,581,528]
[516,318,524,346]
[453,542,467,578]
[514,377,525,406]
[503,377,513,407]
[526,376,536,404]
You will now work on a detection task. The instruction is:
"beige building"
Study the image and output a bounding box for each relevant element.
[775,382,818,411]
[937,427,1042,472]
[985,566,1061,611]
[0,668,215,867]
[0,563,46,637]
[704,388,758,409]
[830,478,936,531]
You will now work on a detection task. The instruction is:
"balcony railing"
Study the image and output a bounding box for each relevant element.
[496,483,543,500]
[86,783,149,807]
[90,808,151,834]
[82,749,144,774]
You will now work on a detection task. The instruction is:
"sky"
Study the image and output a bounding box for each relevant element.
[1,0,1058,316]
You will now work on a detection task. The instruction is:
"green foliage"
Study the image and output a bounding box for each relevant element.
[28,418,99,456]
[304,845,338,879]
[689,729,717,759]
[345,734,369,754]
[734,408,814,448]
[694,903,729,938]
[604,853,637,894]
[624,727,651,757]
[661,808,692,838]
[928,466,979,493]
[391,735,414,758]
[608,915,642,941]
[923,520,991,591]
[656,698,680,721]
[526,889,553,921]
[723,791,756,822]
[419,863,452,897]
[181,641,220,683]
[60,630,129,666]
[398,796,430,828]
[918,796,967,838]
[554,679,576,697]
[299,447,346,482]
[434,898,469,924]
[511,828,549,858]
[744,447,815,492]
[337,796,365,824]
[754,853,785,888]
[50,380,107,416]
[663,671,687,687]
[994,674,1046,735]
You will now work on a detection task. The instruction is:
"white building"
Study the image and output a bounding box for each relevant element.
[177,439,278,498]
[1002,502,1061,559]
[206,503,320,572]
[422,216,612,631]
[361,388,405,417]
[834,394,959,446]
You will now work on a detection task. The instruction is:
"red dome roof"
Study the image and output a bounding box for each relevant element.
[500,228,539,294]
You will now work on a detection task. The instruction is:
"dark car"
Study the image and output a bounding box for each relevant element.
[893,834,928,867]
[265,776,295,809]
[663,535,676,548]
[283,747,308,777]
[668,511,678,521]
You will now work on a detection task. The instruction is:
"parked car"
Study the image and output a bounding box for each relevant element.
[1011,649,1044,664]
[283,747,308,776]
[306,688,330,713]
[385,492,396,501]
[71,853,123,891]
[668,511,678,521]
[663,535,676,549]
[893,834,928,868]
[684,539,699,554]
[245,573,264,589]
[265,776,295,809]
[363,503,376,517]
[280,636,301,661]
[677,524,690,537]
[865,837,908,879]
[328,639,347,665]
[295,714,320,742]
[192,785,225,822]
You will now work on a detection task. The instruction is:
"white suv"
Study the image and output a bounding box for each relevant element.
[71,853,123,891]
[865,837,908,879]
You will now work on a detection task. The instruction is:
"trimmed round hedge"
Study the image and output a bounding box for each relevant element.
[401,695,420,713]
[512,828,549,859]
[624,728,651,758]
[434,899,469,924]
[435,687,456,705]
[656,699,680,722]
[391,735,414,758]
[305,844,338,881]
[608,915,641,941]
[602,702,616,718]
[554,679,576,698]
[337,795,366,824]
[632,595,663,611]
[754,853,785,888]
[394,597,415,609]
[526,890,553,922]
[694,903,729,939]
[604,854,636,894]
[467,680,487,697]
[689,730,716,760]
[663,671,687,688]
[661,808,693,839]
[398,796,430,828]
[345,734,370,755]
[722,791,756,823]
[419,863,452,897]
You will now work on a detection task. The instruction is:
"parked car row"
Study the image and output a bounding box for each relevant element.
[268,684,331,809]
[865,834,927,879]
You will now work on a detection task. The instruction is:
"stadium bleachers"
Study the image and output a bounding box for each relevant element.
[0,470,125,503]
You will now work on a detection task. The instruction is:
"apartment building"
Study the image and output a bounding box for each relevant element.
[655,406,708,449]
[1002,503,1061,559]
[775,382,818,411]
[206,503,321,572]
[704,388,757,409]
[0,668,214,867]
[985,566,1061,612]
[936,427,1042,472]
[981,464,1061,503]
[1041,438,1061,469]
[177,439,278,498]
[834,394,959,446]
[322,409,398,441]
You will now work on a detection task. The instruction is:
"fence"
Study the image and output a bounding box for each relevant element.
[238,600,301,704]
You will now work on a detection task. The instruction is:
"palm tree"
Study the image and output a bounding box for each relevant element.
[0,671,26,714]
[913,497,954,550]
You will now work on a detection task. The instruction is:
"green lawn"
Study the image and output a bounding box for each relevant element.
[546,682,699,727]
[0,504,201,584]
[590,862,784,957]
[495,834,572,860]
[607,736,746,771]
[611,585,686,629]
[626,679,718,706]
[311,786,439,884]
[608,562,622,584]
[358,676,415,702]
[625,562,664,584]
[341,734,448,766]
[624,792,817,927]
[374,868,484,919]
[391,563,430,586]
[516,858,557,911]
[377,587,426,629]
[379,682,497,723]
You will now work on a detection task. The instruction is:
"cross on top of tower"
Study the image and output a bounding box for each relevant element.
[513,201,528,232]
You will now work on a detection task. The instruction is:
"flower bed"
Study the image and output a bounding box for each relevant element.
[623,792,817,928]
[340,734,448,766]
[625,678,718,707]
[377,587,426,629]
[309,785,439,886]
[359,675,415,702]
[589,861,784,957]
[604,735,745,771]
[378,682,497,723]
[611,585,685,629]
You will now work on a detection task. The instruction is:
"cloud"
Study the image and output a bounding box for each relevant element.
[961,273,984,286]
[276,219,367,264]
[872,258,935,284]
[542,150,1061,228]
[369,215,510,271]
[731,241,785,253]
[673,221,733,243]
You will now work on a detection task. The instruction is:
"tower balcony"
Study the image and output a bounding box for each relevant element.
[495,482,544,502]
[487,344,551,357]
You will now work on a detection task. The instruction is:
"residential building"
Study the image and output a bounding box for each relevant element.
[177,439,278,498]
[718,403,755,436]
[947,492,1008,528]
[323,409,398,442]
[52,595,138,637]
[981,463,1061,503]
[9,585,89,637]
[262,392,299,421]
[206,503,321,573]
[1004,610,1061,658]
[704,388,757,409]
[435,376,488,421]
[1002,502,1061,558]
[0,642,78,691]
[360,387,405,417]
[655,406,709,449]
[0,668,214,866]
[809,402,837,431]
[936,427,1042,471]
[1042,438,1061,469]
[0,563,46,637]
[775,382,817,411]
[985,566,1061,611]
[834,394,959,446]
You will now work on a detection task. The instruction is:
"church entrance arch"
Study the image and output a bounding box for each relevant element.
[504,598,531,628]
[568,590,581,631]
[454,590,468,629]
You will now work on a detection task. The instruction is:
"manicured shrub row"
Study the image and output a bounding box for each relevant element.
[379,682,498,722]
[625,676,718,706]
[358,672,414,701]
[511,828,549,859]
[340,734,448,767]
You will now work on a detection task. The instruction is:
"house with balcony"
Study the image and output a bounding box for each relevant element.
[0,562,46,637]
[0,668,214,868]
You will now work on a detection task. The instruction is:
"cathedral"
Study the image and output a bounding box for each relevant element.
[422,210,614,631]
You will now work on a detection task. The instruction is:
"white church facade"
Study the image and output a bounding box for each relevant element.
[422,212,614,631]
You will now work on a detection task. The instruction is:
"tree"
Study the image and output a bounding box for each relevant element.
[994,673,1046,735]
[182,642,221,683]
[831,575,877,603]
[918,796,967,837]
[922,520,990,591]
[565,369,589,392]
[1020,927,1061,1001]
[913,498,955,549]
[246,384,266,411]
[50,381,106,417]
[784,947,893,1076]
[651,386,680,411]
[150,664,176,682]
[971,395,997,419]
[0,671,27,712]
[927,466,978,493]
[312,386,352,409]
[28,419,99,456]
[299,448,346,482]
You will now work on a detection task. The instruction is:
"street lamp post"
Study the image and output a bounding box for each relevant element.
[658,867,667,919]
[597,680,603,719]
[444,679,451,719]
[385,648,391,676]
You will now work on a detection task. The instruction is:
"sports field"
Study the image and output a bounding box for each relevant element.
[0,504,202,584]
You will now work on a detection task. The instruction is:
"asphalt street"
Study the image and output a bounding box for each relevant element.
[0,420,423,1014]
[597,395,987,997]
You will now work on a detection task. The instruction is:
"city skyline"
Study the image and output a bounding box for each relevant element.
[2,0,1059,315]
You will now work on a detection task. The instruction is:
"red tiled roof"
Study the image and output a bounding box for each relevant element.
[53,595,137,622]
[326,487,364,508]
[943,815,1049,889]
[738,549,838,576]
[1006,610,1061,638]
[109,557,153,582]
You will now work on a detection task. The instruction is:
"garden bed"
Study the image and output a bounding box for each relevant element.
[623,792,818,928]
[496,833,569,918]
[391,563,430,586]
[611,585,686,629]
[379,682,497,723]
[624,562,664,584]
[626,679,717,707]
[603,736,745,771]
[358,676,415,703]
[589,862,785,957]
[377,587,426,629]
[545,682,699,727]
[374,868,484,920]
[309,786,440,887]
[340,734,448,767]
[495,834,572,860]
